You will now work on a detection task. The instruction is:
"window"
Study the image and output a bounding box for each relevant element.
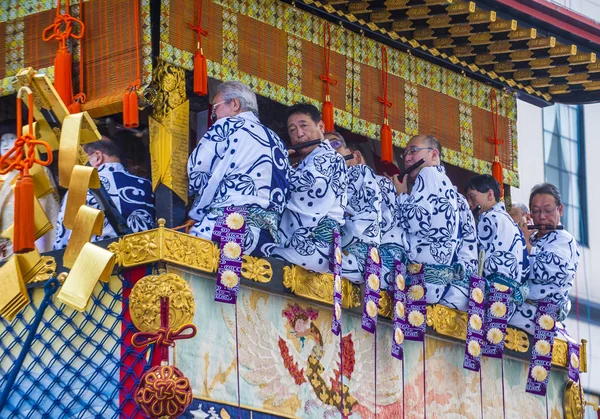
[543,104,588,245]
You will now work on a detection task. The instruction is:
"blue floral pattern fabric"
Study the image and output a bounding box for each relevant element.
[187,112,290,255]
[54,162,155,249]
[341,164,381,283]
[377,175,406,289]
[270,140,348,273]
[439,192,479,311]
[509,229,579,334]
[396,166,459,303]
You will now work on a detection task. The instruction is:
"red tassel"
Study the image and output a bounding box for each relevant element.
[380,122,393,163]
[13,175,35,253]
[194,49,208,96]
[123,91,131,128]
[68,100,81,114]
[492,158,504,198]
[54,46,73,106]
[322,98,334,132]
[128,91,139,128]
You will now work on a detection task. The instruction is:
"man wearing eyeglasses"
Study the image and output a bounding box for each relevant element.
[269,104,348,273]
[326,132,382,284]
[187,81,290,256]
[389,134,460,304]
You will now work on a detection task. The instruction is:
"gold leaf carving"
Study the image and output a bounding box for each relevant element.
[129,273,195,333]
[505,327,529,352]
[282,265,360,308]
[378,289,393,319]
[564,380,585,419]
[163,230,219,273]
[552,338,569,367]
[25,256,57,284]
[241,255,273,283]
[427,304,467,340]
[108,231,160,267]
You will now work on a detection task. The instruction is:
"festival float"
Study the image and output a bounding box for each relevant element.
[0,0,599,418]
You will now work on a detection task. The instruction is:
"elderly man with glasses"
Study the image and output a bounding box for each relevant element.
[187,81,290,256]
[388,134,460,303]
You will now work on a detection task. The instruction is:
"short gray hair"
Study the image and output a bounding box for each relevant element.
[216,81,258,115]
[512,202,529,215]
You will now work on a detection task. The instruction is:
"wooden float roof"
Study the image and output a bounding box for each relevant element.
[290,0,600,105]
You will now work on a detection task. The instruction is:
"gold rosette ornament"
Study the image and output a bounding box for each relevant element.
[366,300,378,318]
[493,283,509,292]
[468,340,481,357]
[395,274,405,291]
[408,310,425,327]
[570,353,580,369]
[394,327,404,345]
[369,247,380,264]
[395,301,405,319]
[335,247,342,265]
[534,340,551,356]
[221,270,240,289]
[486,327,504,344]
[538,314,555,331]
[334,302,342,320]
[334,274,342,293]
[471,287,484,304]
[407,263,422,274]
[222,241,242,259]
[490,301,508,318]
[367,274,380,291]
[531,365,548,382]
[407,284,425,301]
[225,212,245,230]
[469,314,483,331]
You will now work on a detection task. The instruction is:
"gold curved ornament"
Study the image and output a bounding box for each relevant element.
[16,249,56,285]
[426,304,468,340]
[62,206,104,268]
[505,327,530,353]
[564,380,585,419]
[282,265,360,309]
[129,273,195,333]
[378,289,393,319]
[58,113,99,188]
[0,256,29,320]
[63,165,100,229]
[241,255,273,283]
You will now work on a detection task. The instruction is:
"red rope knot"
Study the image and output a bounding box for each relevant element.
[72,92,86,104]
[319,22,338,97]
[131,324,198,349]
[188,0,209,51]
[42,0,85,50]
[377,46,393,120]
[487,89,503,148]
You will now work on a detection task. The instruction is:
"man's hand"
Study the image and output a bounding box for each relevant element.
[386,173,408,195]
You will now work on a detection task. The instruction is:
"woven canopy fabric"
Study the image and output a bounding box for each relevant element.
[160,0,519,186]
[0,0,152,118]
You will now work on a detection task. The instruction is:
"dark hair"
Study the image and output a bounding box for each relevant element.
[287,103,321,124]
[529,182,562,208]
[82,138,122,160]
[412,134,442,159]
[464,174,501,202]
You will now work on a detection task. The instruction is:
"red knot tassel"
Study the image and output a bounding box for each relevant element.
[123,91,131,128]
[492,157,504,198]
[123,90,139,129]
[67,99,81,114]
[322,97,334,132]
[380,121,393,163]
[193,49,208,96]
[54,46,73,106]
[13,174,35,253]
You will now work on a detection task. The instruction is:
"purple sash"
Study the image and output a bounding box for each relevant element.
[463,275,486,371]
[404,264,427,342]
[526,298,559,396]
[392,259,407,360]
[567,340,581,383]
[362,246,382,334]
[331,228,343,336]
[482,282,511,358]
[212,207,247,304]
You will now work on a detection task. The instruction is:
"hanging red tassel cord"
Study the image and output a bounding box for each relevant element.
[319,23,337,132]
[378,46,394,163]
[42,0,84,107]
[124,0,142,128]
[67,0,87,114]
[488,90,504,199]
[0,88,53,253]
[189,0,209,96]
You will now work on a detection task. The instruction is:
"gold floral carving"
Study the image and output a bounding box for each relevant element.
[505,327,529,353]
[552,338,569,367]
[107,231,160,267]
[129,273,195,333]
[282,265,360,309]
[378,290,393,319]
[162,229,219,274]
[241,255,272,283]
[150,60,187,123]
[564,380,585,419]
[426,304,468,340]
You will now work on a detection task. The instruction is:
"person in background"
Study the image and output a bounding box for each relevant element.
[270,104,348,273]
[327,131,381,284]
[54,136,155,249]
[509,183,579,334]
[509,202,533,253]
[389,134,459,303]
[187,81,290,256]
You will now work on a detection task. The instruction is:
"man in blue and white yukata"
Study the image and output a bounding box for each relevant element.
[187,81,290,256]
[439,187,479,311]
[510,183,579,334]
[389,134,459,303]
[326,132,381,284]
[269,104,348,273]
[54,138,155,249]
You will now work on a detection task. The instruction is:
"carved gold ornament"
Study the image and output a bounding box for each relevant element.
[129,272,195,333]
[282,265,360,309]
[426,304,468,340]
[241,255,272,283]
[564,380,585,419]
[505,327,529,352]
[378,290,393,319]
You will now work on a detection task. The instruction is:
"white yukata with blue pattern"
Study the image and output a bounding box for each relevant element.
[509,228,579,334]
[187,111,290,256]
[377,175,406,290]
[439,192,479,311]
[397,165,459,303]
[270,140,348,273]
[54,162,155,249]
[341,164,381,284]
